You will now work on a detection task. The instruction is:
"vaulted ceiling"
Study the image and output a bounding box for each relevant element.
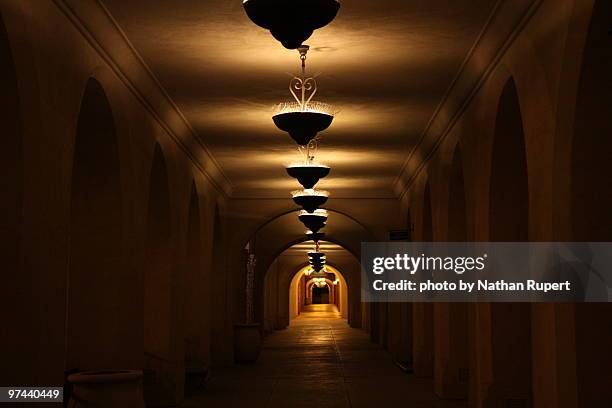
[103,0,496,198]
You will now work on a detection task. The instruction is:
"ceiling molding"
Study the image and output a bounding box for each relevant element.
[393,0,542,199]
[53,0,234,197]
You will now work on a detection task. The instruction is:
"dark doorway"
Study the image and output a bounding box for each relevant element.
[67,78,125,371]
[487,78,532,406]
[312,285,329,304]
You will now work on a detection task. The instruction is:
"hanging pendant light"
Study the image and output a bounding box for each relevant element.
[274,45,336,146]
[298,209,328,233]
[310,262,326,273]
[292,189,329,213]
[243,0,340,50]
[286,162,330,189]
[308,251,326,262]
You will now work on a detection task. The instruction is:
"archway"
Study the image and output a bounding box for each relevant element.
[0,11,28,384]
[570,1,612,404]
[288,263,349,323]
[312,284,329,304]
[210,205,228,366]
[184,182,209,377]
[144,144,176,403]
[434,146,469,399]
[264,241,353,332]
[414,182,434,377]
[66,78,125,370]
[486,78,532,405]
[245,209,368,330]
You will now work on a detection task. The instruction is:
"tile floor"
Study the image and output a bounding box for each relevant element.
[182,304,467,408]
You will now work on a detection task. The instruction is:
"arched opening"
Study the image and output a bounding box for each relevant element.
[396,208,413,366]
[570,1,612,404]
[434,146,469,399]
[489,79,529,242]
[144,144,176,403]
[414,182,434,377]
[183,181,209,394]
[248,209,367,331]
[312,284,329,304]
[288,263,348,324]
[263,241,352,332]
[0,12,27,384]
[66,78,125,370]
[487,78,532,405]
[210,205,228,366]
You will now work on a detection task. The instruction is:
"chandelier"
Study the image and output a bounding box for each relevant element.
[243,0,341,49]
[242,5,342,279]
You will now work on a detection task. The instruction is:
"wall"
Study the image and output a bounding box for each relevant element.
[383,0,611,407]
[0,0,229,404]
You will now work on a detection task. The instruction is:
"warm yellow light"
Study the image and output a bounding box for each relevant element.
[299,209,328,217]
[275,101,337,116]
[291,189,330,198]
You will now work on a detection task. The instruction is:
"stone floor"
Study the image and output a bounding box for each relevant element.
[182,304,467,408]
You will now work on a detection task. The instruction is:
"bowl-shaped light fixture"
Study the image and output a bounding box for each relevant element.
[243,0,340,49]
[309,259,326,268]
[310,262,326,270]
[298,209,328,233]
[310,261,326,271]
[287,162,330,189]
[309,256,326,265]
[308,251,326,261]
[273,110,334,146]
[292,189,329,213]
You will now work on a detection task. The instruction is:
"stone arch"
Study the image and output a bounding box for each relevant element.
[569,1,612,405]
[210,202,229,366]
[434,144,469,399]
[0,9,22,294]
[184,181,209,368]
[144,143,177,402]
[262,239,360,331]
[66,78,126,370]
[242,209,368,326]
[0,10,27,384]
[282,260,350,324]
[485,77,532,406]
[489,78,529,242]
[413,179,434,377]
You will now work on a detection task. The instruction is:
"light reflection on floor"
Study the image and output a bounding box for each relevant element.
[182,303,467,407]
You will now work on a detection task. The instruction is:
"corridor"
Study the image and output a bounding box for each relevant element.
[2,0,611,407]
[184,305,465,408]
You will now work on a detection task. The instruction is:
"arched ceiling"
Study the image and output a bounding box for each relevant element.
[252,209,370,262]
[101,0,496,198]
